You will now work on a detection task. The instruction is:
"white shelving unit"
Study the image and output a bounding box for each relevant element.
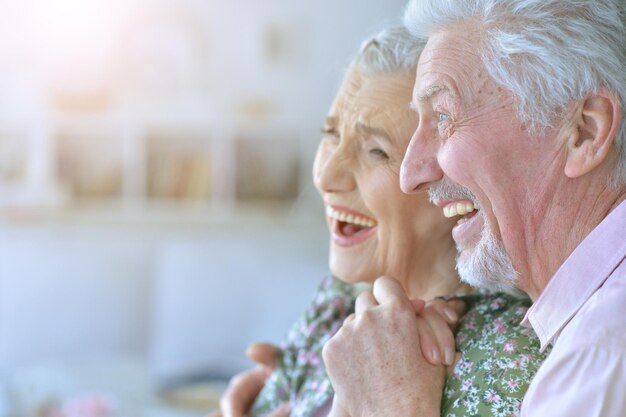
[0,103,322,224]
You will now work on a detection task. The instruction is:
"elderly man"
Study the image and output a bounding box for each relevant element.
[323,0,626,416]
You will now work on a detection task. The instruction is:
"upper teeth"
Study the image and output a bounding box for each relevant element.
[326,206,376,227]
[443,201,477,218]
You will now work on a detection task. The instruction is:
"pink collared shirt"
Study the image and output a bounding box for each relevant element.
[520,200,626,416]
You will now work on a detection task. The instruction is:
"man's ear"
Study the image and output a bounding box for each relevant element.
[564,89,622,178]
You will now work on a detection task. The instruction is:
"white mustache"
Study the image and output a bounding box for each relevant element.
[428,181,479,206]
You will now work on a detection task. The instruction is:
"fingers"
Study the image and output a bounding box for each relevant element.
[220,343,279,417]
[349,277,462,369]
[344,290,375,326]
[205,411,222,417]
[445,351,462,378]
[220,366,268,417]
[423,298,464,326]
[343,313,355,326]
[416,316,441,365]
[418,307,457,366]
[355,291,377,315]
[410,298,426,315]
[246,342,280,371]
[436,298,467,325]
[415,298,466,366]
[372,276,412,307]
[267,402,291,417]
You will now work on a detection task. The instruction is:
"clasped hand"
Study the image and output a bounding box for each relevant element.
[323,276,465,417]
[210,276,465,417]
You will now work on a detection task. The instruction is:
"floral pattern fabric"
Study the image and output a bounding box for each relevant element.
[441,290,550,417]
[248,276,358,417]
[248,277,548,417]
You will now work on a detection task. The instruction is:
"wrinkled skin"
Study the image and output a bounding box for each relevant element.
[401,24,624,299]
[213,69,467,417]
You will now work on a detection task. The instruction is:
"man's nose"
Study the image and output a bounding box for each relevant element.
[400,128,444,194]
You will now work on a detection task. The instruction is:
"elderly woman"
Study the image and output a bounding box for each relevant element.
[213,26,547,417]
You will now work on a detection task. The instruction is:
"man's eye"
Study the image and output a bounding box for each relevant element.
[438,113,449,122]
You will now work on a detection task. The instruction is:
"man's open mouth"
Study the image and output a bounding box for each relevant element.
[442,200,479,225]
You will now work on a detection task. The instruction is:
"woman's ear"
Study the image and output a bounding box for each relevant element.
[564,89,622,178]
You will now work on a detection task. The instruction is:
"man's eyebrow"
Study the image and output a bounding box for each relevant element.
[355,122,392,143]
[416,85,453,103]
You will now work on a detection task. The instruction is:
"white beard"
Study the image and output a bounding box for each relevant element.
[456,215,520,294]
[428,181,522,295]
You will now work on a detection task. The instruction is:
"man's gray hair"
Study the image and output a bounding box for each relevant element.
[349,25,426,75]
[404,0,626,188]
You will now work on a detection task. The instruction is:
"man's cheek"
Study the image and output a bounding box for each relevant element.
[438,140,475,181]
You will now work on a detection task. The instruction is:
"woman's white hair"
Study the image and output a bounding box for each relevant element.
[404,0,626,188]
[349,25,426,75]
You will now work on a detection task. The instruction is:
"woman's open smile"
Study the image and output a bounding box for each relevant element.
[312,69,458,293]
[326,204,378,247]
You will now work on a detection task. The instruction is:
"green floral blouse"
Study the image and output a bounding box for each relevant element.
[248,276,548,417]
[441,291,550,416]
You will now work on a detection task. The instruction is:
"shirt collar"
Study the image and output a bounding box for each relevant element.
[521,199,626,351]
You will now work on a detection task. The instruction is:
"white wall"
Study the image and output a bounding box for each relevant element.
[150,225,331,381]
[0,0,409,386]
[0,0,409,129]
[197,0,409,126]
[0,219,328,380]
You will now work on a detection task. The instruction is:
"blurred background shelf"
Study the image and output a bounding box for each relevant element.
[0,0,408,415]
[0,110,322,222]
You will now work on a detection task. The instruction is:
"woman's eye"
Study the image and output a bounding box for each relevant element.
[438,112,449,122]
[369,148,389,159]
[321,127,339,142]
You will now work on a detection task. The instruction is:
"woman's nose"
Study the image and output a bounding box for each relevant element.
[400,127,444,194]
[314,147,356,194]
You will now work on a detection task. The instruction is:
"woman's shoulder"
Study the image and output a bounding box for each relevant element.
[304,276,367,321]
[257,276,355,417]
[455,288,544,359]
[284,276,357,350]
[454,289,542,357]
[316,275,371,297]
[457,289,532,328]
[452,290,541,367]
[441,289,549,416]
[308,276,359,313]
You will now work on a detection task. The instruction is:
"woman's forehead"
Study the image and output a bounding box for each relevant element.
[330,71,415,120]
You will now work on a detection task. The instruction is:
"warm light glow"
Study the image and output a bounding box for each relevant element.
[1,0,135,91]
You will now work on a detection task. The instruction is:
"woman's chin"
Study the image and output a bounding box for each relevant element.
[329,261,377,285]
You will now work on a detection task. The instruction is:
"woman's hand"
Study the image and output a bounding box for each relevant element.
[207,343,289,417]
[413,296,466,366]
[323,276,463,417]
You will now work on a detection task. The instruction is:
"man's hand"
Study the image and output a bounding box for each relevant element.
[207,343,290,417]
[323,277,454,417]
[338,289,465,367]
